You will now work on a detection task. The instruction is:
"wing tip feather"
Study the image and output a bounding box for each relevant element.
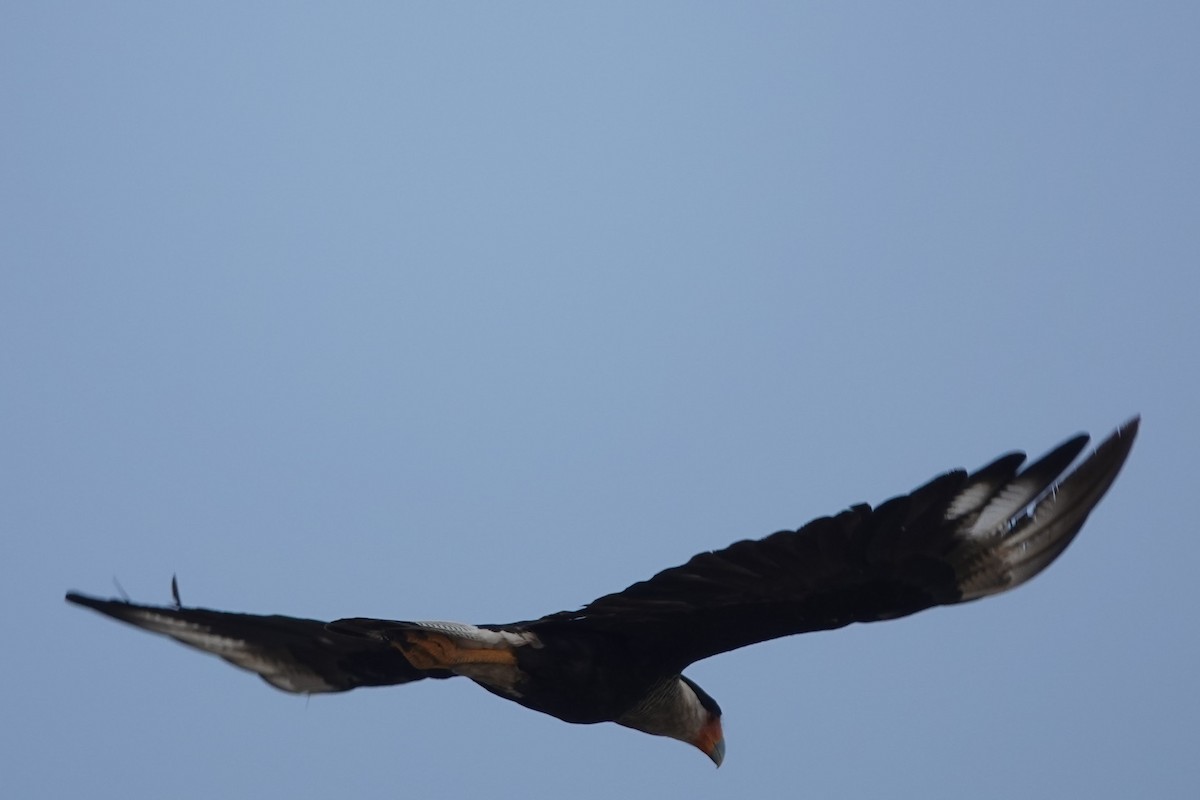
[956,416,1139,600]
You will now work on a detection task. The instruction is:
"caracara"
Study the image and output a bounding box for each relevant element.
[67,418,1138,765]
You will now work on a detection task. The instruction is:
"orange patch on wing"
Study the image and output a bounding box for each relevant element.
[392,630,517,670]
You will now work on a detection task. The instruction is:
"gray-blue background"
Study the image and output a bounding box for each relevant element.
[4,4,1195,798]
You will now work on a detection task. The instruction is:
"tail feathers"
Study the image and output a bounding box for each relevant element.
[66,592,451,693]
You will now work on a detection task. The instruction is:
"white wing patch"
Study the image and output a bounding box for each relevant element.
[125,610,336,693]
[128,610,244,651]
[967,478,1048,537]
[944,480,999,521]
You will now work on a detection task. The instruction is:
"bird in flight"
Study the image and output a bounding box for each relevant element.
[67,418,1138,766]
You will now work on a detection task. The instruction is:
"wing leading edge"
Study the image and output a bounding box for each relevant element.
[541,417,1138,669]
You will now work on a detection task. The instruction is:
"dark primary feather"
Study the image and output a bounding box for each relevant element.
[65,592,449,693]
[540,418,1138,670]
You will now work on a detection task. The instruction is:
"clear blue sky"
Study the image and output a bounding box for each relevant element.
[4,4,1197,798]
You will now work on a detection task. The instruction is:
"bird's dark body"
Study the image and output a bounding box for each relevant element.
[488,623,671,724]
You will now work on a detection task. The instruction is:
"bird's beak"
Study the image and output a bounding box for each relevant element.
[707,735,726,767]
[694,716,725,767]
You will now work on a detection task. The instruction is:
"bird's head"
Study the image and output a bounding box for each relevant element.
[616,675,726,766]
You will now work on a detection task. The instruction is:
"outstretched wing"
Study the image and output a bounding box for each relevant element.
[65,592,451,693]
[546,418,1138,670]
